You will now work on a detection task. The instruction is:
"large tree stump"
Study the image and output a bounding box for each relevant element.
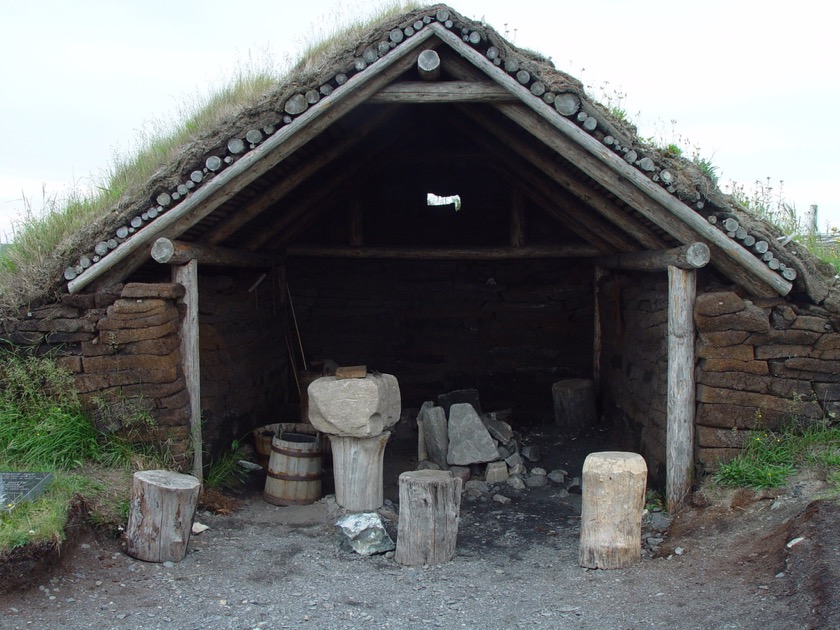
[579,452,647,569]
[328,432,390,511]
[125,470,200,563]
[395,470,462,566]
[552,379,596,430]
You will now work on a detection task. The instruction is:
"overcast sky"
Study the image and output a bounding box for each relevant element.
[1,0,837,243]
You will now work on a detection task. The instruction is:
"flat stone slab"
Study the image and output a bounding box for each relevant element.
[1,472,53,512]
[418,403,449,468]
[447,403,499,466]
[308,373,401,437]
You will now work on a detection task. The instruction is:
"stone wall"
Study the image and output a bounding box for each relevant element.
[695,289,838,470]
[1,283,192,464]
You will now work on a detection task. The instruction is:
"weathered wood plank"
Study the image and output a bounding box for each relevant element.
[369,81,515,102]
[173,260,202,483]
[666,266,696,512]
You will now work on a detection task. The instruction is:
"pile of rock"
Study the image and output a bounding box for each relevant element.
[415,389,577,502]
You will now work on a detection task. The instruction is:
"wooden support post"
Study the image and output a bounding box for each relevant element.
[593,266,605,396]
[579,452,647,569]
[395,470,462,566]
[328,432,390,511]
[349,201,364,246]
[173,260,202,482]
[510,190,526,248]
[666,266,696,512]
[125,470,200,563]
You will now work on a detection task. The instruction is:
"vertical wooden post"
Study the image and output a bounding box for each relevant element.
[510,190,526,248]
[173,260,202,482]
[666,266,696,512]
[349,200,364,246]
[593,266,605,396]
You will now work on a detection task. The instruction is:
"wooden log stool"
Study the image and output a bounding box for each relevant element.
[395,470,462,567]
[328,432,390,512]
[578,451,647,569]
[125,470,200,563]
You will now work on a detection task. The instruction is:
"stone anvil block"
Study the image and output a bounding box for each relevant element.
[307,373,401,437]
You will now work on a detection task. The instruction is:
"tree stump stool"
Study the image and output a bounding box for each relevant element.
[552,379,596,431]
[395,470,462,567]
[328,432,390,511]
[125,470,200,563]
[578,451,647,569]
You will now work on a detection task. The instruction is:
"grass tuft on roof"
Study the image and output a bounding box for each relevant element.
[0,1,420,317]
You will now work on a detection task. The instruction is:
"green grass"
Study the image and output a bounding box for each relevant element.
[0,352,172,554]
[715,419,840,491]
[204,440,249,490]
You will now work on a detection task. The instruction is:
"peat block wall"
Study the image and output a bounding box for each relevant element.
[197,271,288,457]
[287,258,594,419]
[599,273,669,480]
[695,289,838,470]
[0,283,192,464]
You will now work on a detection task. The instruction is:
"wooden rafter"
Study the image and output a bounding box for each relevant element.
[429,22,790,297]
[68,27,442,293]
[455,102,668,251]
[203,107,402,245]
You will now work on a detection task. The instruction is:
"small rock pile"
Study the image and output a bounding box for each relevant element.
[414,389,581,503]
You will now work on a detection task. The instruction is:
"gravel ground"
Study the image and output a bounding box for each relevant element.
[0,425,832,629]
[0,482,822,630]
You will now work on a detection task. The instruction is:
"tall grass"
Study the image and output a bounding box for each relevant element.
[715,418,840,492]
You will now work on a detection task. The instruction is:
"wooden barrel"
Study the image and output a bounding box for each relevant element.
[253,422,318,469]
[263,432,322,506]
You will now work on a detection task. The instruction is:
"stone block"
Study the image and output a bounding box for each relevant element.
[482,412,513,443]
[695,302,769,333]
[485,461,509,484]
[447,404,498,465]
[335,512,394,556]
[418,403,448,467]
[698,330,750,347]
[307,373,400,437]
[438,389,481,415]
[449,466,470,485]
[792,315,831,333]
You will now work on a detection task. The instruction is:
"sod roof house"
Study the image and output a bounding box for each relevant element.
[5,4,840,510]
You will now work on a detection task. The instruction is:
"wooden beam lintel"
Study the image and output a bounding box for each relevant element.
[285,245,600,260]
[369,81,516,103]
[596,242,711,272]
[151,238,282,268]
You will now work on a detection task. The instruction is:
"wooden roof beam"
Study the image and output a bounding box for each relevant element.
[68,27,442,293]
[454,102,669,251]
[203,107,403,245]
[151,238,282,267]
[368,81,516,103]
[597,243,711,272]
[430,22,790,297]
[284,245,600,260]
[448,110,640,252]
